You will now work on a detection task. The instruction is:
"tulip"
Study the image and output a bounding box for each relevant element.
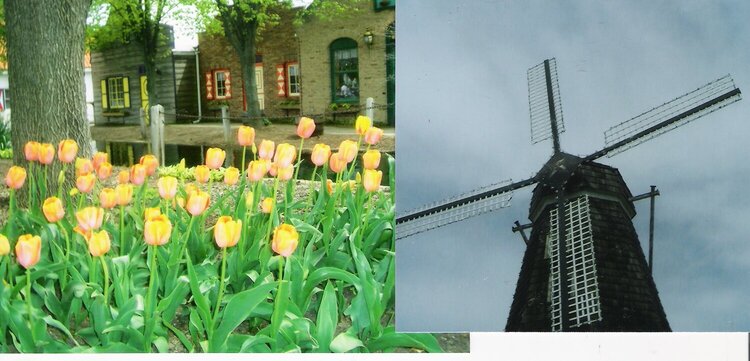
[130,164,147,186]
[58,139,78,164]
[186,189,210,216]
[144,215,172,246]
[362,149,381,170]
[0,234,9,256]
[363,169,383,192]
[194,165,210,184]
[92,152,109,171]
[258,140,275,160]
[97,162,113,180]
[38,143,55,165]
[76,207,104,233]
[272,224,299,257]
[297,117,316,139]
[326,179,334,194]
[15,234,42,269]
[364,126,384,145]
[329,152,346,174]
[277,164,293,181]
[184,183,199,197]
[238,126,255,147]
[247,160,268,182]
[115,184,133,206]
[140,154,159,176]
[205,148,226,169]
[41,197,64,223]
[117,170,130,184]
[355,115,372,136]
[176,196,185,209]
[144,207,162,221]
[261,197,274,214]
[73,226,90,240]
[268,163,278,177]
[5,166,26,190]
[244,191,255,209]
[157,176,178,200]
[99,188,117,209]
[223,167,240,186]
[76,173,96,194]
[339,140,358,163]
[24,141,40,162]
[311,144,331,166]
[76,158,94,177]
[214,216,242,248]
[88,230,111,257]
[273,143,296,168]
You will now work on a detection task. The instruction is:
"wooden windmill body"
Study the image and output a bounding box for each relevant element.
[396,58,742,332]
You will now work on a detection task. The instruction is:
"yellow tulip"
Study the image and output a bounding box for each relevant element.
[311,143,331,167]
[144,207,162,222]
[296,117,316,139]
[339,140,358,163]
[0,234,10,256]
[237,125,255,147]
[362,149,381,170]
[244,191,254,209]
[258,139,275,161]
[15,234,42,269]
[76,207,104,233]
[186,189,210,216]
[140,154,159,176]
[58,139,79,164]
[363,169,383,193]
[115,184,133,206]
[5,166,26,190]
[88,230,111,257]
[96,162,113,180]
[117,170,130,184]
[144,215,172,246]
[194,165,210,184]
[75,157,94,177]
[329,152,346,174]
[214,216,242,248]
[261,197,274,214]
[37,143,55,165]
[223,167,240,186]
[76,173,96,194]
[24,141,40,162]
[272,224,299,257]
[276,164,293,181]
[205,147,226,170]
[92,152,109,171]
[273,143,296,168]
[43,197,65,223]
[246,160,268,182]
[157,176,178,200]
[355,115,372,136]
[99,188,117,209]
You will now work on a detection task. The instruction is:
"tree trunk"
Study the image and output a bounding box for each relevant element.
[5,0,92,200]
[239,43,262,127]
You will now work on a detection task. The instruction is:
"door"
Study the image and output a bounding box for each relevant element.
[255,63,265,111]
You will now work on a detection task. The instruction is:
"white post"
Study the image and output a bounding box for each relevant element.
[159,109,166,166]
[221,105,233,167]
[150,104,164,164]
[365,97,375,121]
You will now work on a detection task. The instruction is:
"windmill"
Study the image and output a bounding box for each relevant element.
[396,58,742,332]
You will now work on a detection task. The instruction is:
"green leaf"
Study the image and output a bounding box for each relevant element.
[315,282,338,352]
[330,331,364,353]
[186,253,212,338]
[42,315,79,346]
[367,326,443,353]
[210,281,276,352]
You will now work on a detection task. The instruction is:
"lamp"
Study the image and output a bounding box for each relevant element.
[363,30,374,48]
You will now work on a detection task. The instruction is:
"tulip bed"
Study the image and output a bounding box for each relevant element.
[0,117,442,353]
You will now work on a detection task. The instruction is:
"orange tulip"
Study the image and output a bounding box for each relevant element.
[355,115,372,136]
[214,216,242,248]
[296,117,316,139]
[277,164,293,181]
[224,167,240,186]
[326,179,334,194]
[247,160,268,182]
[88,230,111,257]
[329,152,346,174]
[92,152,109,170]
[97,162,113,180]
[157,176,178,200]
[0,234,9,256]
[140,155,159,176]
[76,207,104,232]
[144,207,162,221]
[117,170,130,184]
[272,224,299,257]
[363,169,383,192]
[186,189,210,216]
[261,197,274,214]
[194,165,210,184]
[258,140,275,161]
[115,184,133,206]
[5,166,26,190]
[42,197,65,222]
[38,143,55,165]
[76,158,94,177]
[205,148,226,169]
[15,234,42,269]
[237,125,255,147]
[364,126,384,145]
[311,144,331,167]
[144,215,172,246]
[76,173,96,194]
[339,140,358,163]
[24,141,40,162]
[99,188,117,209]
[58,139,78,164]
[130,164,147,186]
[273,143,296,168]
[362,149,381,170]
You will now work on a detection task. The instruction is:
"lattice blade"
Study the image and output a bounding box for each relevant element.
[396,179,521,240]
[596,75,741,158]
[528,58,565,145]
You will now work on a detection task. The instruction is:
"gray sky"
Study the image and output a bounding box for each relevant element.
[396,1,750,332]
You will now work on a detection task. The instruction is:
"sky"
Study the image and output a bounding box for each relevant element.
[395,1,750,332]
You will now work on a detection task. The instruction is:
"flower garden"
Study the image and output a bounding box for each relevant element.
[0,116,442,353]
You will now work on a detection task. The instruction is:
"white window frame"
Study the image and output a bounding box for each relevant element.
[287,63,300,97]
[107,77,126,109]
[214,70,228,99]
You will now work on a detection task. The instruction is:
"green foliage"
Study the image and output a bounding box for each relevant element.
[0,120,11,151]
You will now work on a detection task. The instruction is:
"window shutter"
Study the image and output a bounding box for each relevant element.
[276,64,286,97]
[224,71,232,98]
[123,77,131,108]
[100,79,108,109]
[206,71,215,100]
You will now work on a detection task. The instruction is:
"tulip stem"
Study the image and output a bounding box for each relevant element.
[213,247,228,321]
[346,136,363,179]
[144,245,157,352]
[58,164,67,199]
[5,258,12,288]
[177,216,196,265]
[293,138,304,181]
[60,223,70,291]
[26,269,35,345]
[240,146,247,179]
[305,166,318,214]
[119,205,126,256]
[100,256,110,307]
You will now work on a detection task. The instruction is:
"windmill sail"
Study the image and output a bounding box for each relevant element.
[528,58,565,150]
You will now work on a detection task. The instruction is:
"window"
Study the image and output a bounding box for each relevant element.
[215,71,227,98]
[0,89,9,111]
[205,69,232,100]
[100,76,131,110]
[330,38,359,103]
[287,63,300,96]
